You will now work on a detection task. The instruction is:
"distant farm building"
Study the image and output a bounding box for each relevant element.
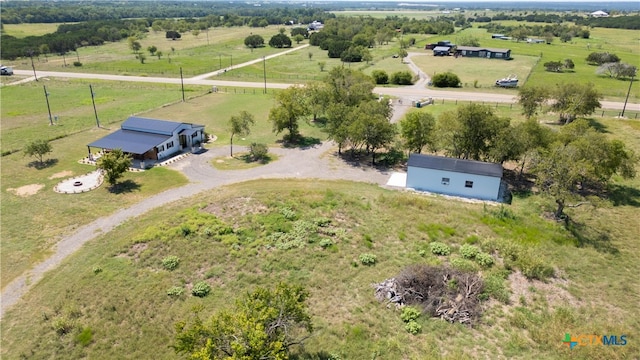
[406,154,506,201]
[87,117,205,161]
[455,46,511,59]
[590,10,609,17]
[427,41,456,56]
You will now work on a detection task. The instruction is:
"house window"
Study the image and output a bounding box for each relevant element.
[157,145,164,152]
[167,141,174,149]
[496,53,503,58]
[441,177,450,185]
[465,181,474,188]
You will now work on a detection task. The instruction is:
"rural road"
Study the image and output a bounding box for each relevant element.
[2,46,639,318]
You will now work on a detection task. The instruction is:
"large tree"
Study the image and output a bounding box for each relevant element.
[518,86,550,119]
[324,67,375,106]
[436,104,509,161]
[174,283,312,360]
[551,82,602,124]
[400,110,436,154]
[530,120,637,218]
[24,139,52,166]
[269,85,307,142]
[244,34,264,51]
[348,100,396,165]
[228,111,255,157]
[268,33,292,48]
[96,149,132,187]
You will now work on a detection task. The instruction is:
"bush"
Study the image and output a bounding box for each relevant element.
[319,238,334,249]
[480,271,511,303]
[431,72,460,88]
[404,320,422,335]
[371,70,389,85]
[475,252,495,267]
[52,317,74,335]
[162,255,180,271]
[460,244,480,259]
[359,253,377,266]
[429,242,451,256]
[191,281,212,297]
[75,327,93,346]
[249,143,269,162]
[400,306,421,322]
[450,257,479,272]
[517,254,554,280]
[167,286,184,297]
[73,61,82,67]
[389,71,413,85]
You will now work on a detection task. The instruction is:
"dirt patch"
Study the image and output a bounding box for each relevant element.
[508,271,581,308]
[7,184,45,197]
[116,243,149,261]
[203,196,268,221]
[49,171,73,180]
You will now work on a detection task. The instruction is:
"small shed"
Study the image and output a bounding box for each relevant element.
[406,154,504,201]
[456,46,511,59]
[433,46,452,56]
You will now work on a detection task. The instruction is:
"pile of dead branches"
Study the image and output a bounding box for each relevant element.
[374,264,484,325]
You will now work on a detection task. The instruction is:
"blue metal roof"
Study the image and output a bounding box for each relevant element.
[408,154,503,178]
[88,129,170,155]
[121,117,182,136]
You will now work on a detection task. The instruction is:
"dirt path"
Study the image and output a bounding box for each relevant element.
[0,141,392,318]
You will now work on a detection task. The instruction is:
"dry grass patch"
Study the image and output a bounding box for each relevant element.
[48,171,74,179]
[7,184,45,197]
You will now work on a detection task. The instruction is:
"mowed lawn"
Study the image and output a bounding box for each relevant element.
[415,25,639,101]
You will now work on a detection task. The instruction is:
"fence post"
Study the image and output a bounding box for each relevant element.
[602,111,605,117]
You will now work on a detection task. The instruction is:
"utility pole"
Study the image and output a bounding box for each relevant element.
[43,85,53,125]
[90,84,100,128]
[263,56,267,94]
[621,73,635,118]
[180,67,185,102]
[29,51,38,81]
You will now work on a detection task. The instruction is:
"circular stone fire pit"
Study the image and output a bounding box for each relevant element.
[73,181,83,187]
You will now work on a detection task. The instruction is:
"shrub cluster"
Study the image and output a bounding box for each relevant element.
[429,242,451,256]
[400,306,422,335]
[431,72,460,88]
[191,282,212,297]
[359,253,377,266]
[162,255,180,271]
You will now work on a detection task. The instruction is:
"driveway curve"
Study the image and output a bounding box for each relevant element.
[0,141,390,317]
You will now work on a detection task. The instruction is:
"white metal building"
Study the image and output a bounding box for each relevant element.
[406,154,504,201]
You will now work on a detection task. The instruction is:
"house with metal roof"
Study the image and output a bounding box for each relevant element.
[406,154,504,201]
[455,46,511,59]
[87,117,205,162]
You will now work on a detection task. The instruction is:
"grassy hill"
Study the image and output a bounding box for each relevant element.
[1,172,638,359]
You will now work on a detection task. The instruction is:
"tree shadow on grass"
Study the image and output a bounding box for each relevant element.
[502,169,535,199]
[606,184,640,207]
[27,158,58,169]
[237,153,274,165]
[108,180,140,194]
[279,135,322,149]
[565,218,619,255]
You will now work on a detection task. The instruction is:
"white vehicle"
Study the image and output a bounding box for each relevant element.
[495,74,518,88]
[1,66,14,76]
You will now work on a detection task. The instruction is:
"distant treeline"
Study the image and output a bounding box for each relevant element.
[472,12,640,30]
[1,20,148,60]
[0,4,336,60]
[0,1,333,25]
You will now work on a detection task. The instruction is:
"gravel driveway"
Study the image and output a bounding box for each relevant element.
[0,141,392,317]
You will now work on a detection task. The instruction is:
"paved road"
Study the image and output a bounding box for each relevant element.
[0,142,391,318]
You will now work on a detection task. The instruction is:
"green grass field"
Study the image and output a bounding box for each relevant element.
[416,25,639,101]
[1,168,638,359]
